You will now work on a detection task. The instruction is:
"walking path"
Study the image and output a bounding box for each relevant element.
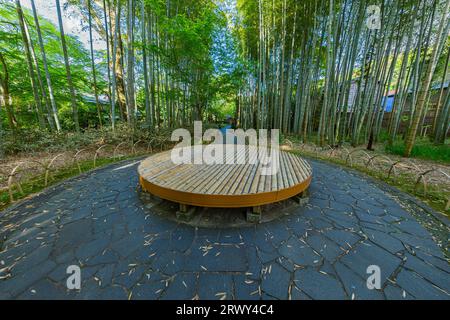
[0,158,448,299]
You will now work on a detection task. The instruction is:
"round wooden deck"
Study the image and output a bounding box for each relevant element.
[138,145,312,208]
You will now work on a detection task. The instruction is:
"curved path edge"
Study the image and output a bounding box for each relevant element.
[0,157,448,300]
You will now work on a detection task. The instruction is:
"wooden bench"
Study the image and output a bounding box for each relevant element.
[138,145,312,219]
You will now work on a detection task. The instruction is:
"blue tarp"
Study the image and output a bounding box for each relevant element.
[381,96,395,112]
[381,81,448,112]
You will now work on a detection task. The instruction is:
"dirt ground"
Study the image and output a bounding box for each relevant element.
[0,144,152,192]
[284,141,450,193]
[0,141,448,203]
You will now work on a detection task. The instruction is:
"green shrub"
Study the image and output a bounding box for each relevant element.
[385,140,450,163]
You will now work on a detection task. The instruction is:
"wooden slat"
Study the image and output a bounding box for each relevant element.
[138,145,312,197]
[192,146,244,193]
[285,153,301,180]
[209,145,248,194]
[231,147,259,195]
[242,150,262,194]
[216,147,249,194]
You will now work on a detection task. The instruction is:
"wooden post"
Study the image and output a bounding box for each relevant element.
[246,206,262,223]
[176,203,196,221]
[294,188,310,205]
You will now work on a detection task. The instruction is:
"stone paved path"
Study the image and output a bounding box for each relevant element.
[0,158,449,300]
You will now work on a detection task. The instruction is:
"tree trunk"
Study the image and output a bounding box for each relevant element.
[102,0,113,127]
[318,0,334,146]
[0,53,17,130]
[23,16,55,130]
[55,0,80,132]
[88,0,103,127]
[432,47,449,138]
[30,0,61,131]
[126,0,136,126]
[434,87,450,144]
[116,17,128,120]
[16,0,46,129]
[141,0,151,128]
[110,0,121,130]
[404,0,450,157]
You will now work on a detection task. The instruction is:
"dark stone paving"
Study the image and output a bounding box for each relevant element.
[0,158,449,300]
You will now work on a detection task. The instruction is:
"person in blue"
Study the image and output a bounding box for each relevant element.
[219,115,237,144]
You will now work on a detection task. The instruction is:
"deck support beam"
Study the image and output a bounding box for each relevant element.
[246,206,262,223]
[176,203,196,221]
[293,188,310,205]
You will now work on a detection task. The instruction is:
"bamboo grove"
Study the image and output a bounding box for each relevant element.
[0,0,449,158]
[0,0,226,132]
[236,0,450,155]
